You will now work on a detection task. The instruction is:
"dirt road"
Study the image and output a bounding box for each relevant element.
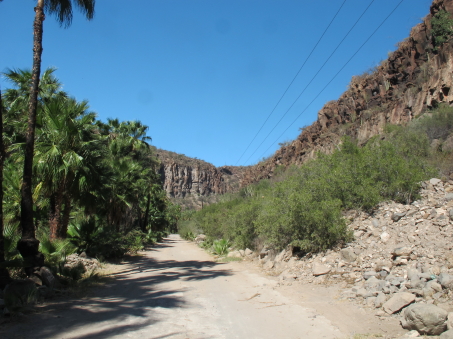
[0,235,405,339]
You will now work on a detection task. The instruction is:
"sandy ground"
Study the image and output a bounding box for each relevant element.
[0,235,407,339]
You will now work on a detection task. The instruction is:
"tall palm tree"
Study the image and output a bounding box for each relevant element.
[12,0,95,273]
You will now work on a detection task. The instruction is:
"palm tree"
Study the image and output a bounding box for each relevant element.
[10,0,95,273]
[0,89,12,289]
[35,95,99,239]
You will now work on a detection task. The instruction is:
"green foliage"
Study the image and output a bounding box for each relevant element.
[412,104,453,142]
[38,229,76,274]
[0,68,178,274]
[212,239,230,256]
[181,123,436,253]
[68,218,145,260]
[431,10,453,50]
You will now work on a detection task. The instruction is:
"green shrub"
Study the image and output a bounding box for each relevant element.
[180,124,437,254]
[431,10,453,50]
[212,239,230,256]
[413,104,453,142]
[68,220,145,260]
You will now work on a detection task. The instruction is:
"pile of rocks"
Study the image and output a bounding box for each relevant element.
[246,178,453,337]
[64,252,100,272]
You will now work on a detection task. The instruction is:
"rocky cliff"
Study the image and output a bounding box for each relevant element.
[154,149,246,208]
[241,0,453,187]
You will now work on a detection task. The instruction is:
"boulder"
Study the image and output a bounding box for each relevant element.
[398,330,421,338]
[426,280,442,293]
[340,248,357,262]
[375,292,387,308]
[244,248,253,256]
[440,330,453,339]
[392,212,406,222]
[392,246,412,257]
[430,178,442,186]
[438,273,453,289]
[312,263,331,276]
[383,292,415,314]
[363,271,377,280]
[194,234,206,243]
[448,312,453,330]
[401,303,448,335]
[227,250,241,258]
[40,266,57,289]
[371,219,381,227]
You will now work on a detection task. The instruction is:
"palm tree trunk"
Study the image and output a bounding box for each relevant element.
[142,193,151,232]
[50,183,65,240]
[0,90,12,289]
[59,193,72,239]
[17,0,45,275]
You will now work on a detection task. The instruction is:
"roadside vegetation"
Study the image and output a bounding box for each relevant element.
[179,105,453,254]
[0,68,180,284]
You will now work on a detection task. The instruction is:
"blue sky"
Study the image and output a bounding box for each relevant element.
[1,0,432,167]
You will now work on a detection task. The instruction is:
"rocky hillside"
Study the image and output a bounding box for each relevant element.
[224,176,453,337]
[241,0,453,187]
[154,148,246,209]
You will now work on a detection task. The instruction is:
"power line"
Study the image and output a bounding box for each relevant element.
[233,0,347,166]
[242,0,375,166]
[258,0,406,161]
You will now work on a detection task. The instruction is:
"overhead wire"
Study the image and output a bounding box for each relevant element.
[242,0,376,166]
[258,0,406,160]
[233,0,347,166]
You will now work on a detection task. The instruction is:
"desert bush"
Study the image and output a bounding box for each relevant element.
[412,104,453,142]
[431,9,453,50]
[179,126,436,253]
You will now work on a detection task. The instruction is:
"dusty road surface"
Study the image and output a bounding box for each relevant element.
[0,235,405,339]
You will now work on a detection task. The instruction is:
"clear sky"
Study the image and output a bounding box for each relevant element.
[1,0,433,167]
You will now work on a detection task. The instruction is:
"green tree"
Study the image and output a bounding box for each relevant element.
[35,96,99,239]
[10,0,95,275]
[2,67,65,275]
[0,90,12,289]
[431,9,453,50]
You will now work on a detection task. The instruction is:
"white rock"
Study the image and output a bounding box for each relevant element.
[380,232,390,243]
[383,292,415,314]
[312,263,331,276]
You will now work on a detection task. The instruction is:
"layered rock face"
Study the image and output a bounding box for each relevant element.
[242,0,453,187]
[159,163,242,198]
[155,149,245,199]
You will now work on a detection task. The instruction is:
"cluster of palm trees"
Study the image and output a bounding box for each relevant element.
[0,67,178,286]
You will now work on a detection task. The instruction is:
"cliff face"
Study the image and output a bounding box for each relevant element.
[155,149,246,202]
[241,0,453,186]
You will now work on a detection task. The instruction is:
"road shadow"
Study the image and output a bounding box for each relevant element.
[0,236,232,339]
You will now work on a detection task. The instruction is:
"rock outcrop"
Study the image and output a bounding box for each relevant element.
[154,149,246,206]
[241,0,453,187]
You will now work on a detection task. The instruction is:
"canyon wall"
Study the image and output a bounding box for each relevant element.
[241,0,453,186]
[155,149,245,205]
